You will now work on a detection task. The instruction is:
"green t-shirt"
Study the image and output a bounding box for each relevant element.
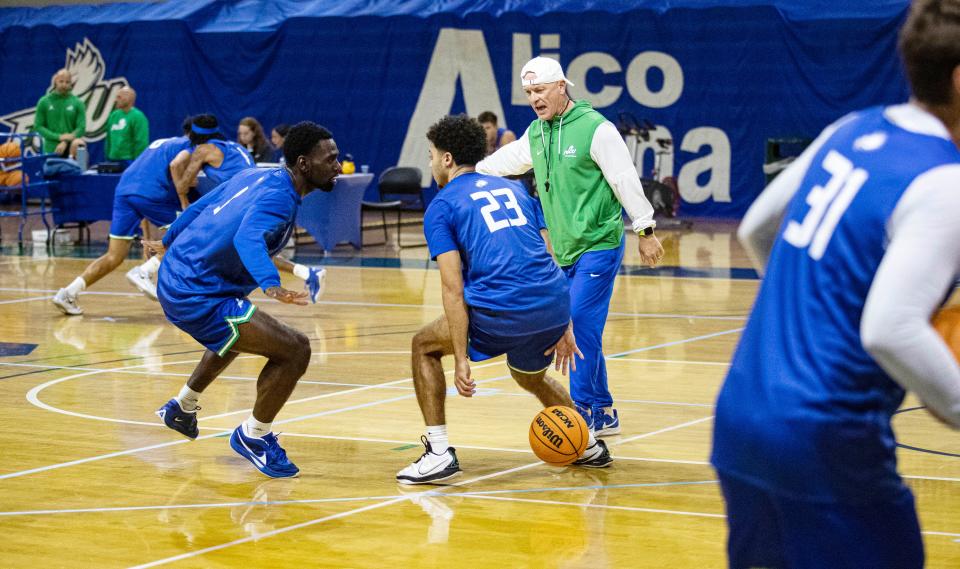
[34,92,86,153]
[105,107,150,160]
[528,100,624,267]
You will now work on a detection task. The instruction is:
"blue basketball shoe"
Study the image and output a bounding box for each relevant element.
[574,402,594,431]
[230,426,300,478]
[156,398,199,439]
[304,267,326,303]
[592,406,621,437]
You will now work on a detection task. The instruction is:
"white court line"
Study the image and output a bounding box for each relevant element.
[608,311,746,321]
[128,461,545,569]
[0,480,718,518]
[607,327,744,358]
[610,357,730,367]
[463,493,726,519]
[0,295,53,305]
[9,363,509,481]
[10,328,734,481]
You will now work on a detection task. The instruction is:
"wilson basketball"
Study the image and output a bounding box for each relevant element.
[529,406,590,466]
[933,306,960,357]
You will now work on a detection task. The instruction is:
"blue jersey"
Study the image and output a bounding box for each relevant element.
[159,168,299,305]
[424,172,568,334]
[116,136,192,204]
[202,139,255,185]
[712,107,960,502]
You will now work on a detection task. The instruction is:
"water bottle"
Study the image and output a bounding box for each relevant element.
[76,145,89,171]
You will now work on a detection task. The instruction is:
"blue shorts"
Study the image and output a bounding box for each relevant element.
[468,312,567,374]
[159,292,257,357]
[109,193,180,239]
[718,472,923,569]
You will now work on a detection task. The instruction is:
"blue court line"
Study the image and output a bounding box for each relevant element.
[0,480,718,517]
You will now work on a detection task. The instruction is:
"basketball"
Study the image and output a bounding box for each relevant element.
[933,306,960,357]
[529,406,590,466]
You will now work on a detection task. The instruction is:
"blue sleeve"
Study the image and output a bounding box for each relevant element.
[531,194,547,231]
[161,180,231,248]
[423,199,458,261]
[233,193,294,291]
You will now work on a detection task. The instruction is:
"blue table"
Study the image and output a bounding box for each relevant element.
[296,173,374,251]
[49,172,119,226]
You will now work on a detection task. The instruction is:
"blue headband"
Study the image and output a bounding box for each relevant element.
[191,124,219,135]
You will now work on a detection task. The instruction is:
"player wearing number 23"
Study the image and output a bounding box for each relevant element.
[711,2,960,567]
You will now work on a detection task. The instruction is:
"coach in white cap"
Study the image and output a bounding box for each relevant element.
[476,56,664,437]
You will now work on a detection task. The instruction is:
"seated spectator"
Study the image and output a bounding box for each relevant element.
[35,69,86,159]
[105,86,150,163]
[478,111,516,156]
[271,123,290,164]
[237,117,274,163]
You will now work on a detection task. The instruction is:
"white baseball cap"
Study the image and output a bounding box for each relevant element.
[520,56,575,87]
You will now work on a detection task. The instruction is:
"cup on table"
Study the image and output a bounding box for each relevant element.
[360,165,369,174]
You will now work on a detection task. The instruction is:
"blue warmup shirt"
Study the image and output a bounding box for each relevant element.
[115,136,192,203]
[203,139,255,185]
[712,106,960,503]
[159,167,299,304]
[424,172,568,334]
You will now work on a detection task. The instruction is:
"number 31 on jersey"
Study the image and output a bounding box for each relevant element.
[784,150,869,260]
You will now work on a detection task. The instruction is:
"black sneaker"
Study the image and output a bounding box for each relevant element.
[572,439,613,468]
[396,436,462,485]
[156,398,199,439]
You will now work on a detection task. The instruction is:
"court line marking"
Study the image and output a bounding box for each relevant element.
[463,493,726,519]
[126,412,715,569]
[0,295,53,305]
[610,357,730,367]
[126,460,545,569]
[607,327,744,358]
[10,362,509,480]
[0,480,719,518]
[11,326,736,482]
[0,286,750,321]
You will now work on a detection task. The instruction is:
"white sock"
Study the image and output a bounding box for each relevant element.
[426,425,449,454]
[176,385,201,412]
[140,255,161,277]
[587,430,598,447]
[292,263,310,280]
[243,415,272,439]
[65,276,86,297]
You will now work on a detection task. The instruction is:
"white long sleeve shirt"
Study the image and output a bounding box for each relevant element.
[739,103,960,428]
[476,121,656,233]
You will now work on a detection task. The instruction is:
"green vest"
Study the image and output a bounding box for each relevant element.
[528,100,623,267]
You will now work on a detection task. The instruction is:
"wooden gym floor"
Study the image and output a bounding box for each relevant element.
[0,217,958,568]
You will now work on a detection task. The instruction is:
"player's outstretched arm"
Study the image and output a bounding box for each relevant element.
[437,250,473,397]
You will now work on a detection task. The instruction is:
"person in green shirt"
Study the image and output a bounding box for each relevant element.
[34,69,86,158]
[477,56,664,437]
[105,86,150,162]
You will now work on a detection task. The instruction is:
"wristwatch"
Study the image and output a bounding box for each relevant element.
[637,226,655,237]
